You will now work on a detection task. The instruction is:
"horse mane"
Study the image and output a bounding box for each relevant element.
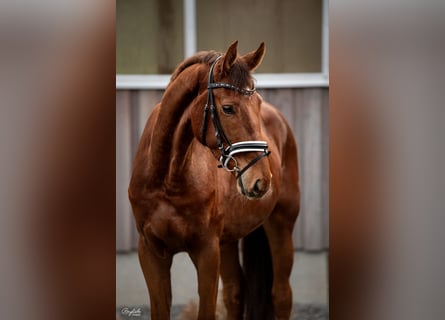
[170,50,253,89]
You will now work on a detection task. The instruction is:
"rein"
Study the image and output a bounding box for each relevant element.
[201,56,271,178]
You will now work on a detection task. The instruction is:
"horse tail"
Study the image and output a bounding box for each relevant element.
[242,225,274,320]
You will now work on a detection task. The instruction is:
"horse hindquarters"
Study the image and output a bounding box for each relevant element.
[242,226,274,320]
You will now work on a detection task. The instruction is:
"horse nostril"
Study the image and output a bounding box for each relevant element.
[241,178,268,199]
[253,179,263,195]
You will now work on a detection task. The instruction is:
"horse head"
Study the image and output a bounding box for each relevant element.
[190,41,272,199]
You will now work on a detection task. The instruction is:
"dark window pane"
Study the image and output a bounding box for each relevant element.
[117,0,184,74]
[197,0,322,73]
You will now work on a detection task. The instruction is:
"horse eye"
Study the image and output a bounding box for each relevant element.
[222,105,235,115]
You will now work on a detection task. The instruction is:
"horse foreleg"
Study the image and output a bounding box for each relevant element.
[264,215,296,320]
[137,236,173,320]
[220,241,244,320]
[189,237,221,320]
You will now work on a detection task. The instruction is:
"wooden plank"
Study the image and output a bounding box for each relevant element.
[116,90,133,251]
[267,88,294,122]
[137,90,164,138]
[129,91,141,249]
[301,88,323,251]
[130,91,139,165]
[293,89,306,250]
[321,88,329,249]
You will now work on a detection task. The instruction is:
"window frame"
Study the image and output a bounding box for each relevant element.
[116,0,329,89]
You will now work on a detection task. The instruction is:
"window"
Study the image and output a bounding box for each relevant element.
[117,0,184,74]
[196,0,322,73]
[116,0,328,88]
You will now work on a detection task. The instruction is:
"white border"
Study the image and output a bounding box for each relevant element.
[116,73,328,90]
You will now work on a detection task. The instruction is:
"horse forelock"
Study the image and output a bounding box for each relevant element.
[225,59,253,89]
[170,51,253,89]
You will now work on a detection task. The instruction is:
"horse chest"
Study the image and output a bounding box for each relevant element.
[217,190,277,242]
[142,191,220,251]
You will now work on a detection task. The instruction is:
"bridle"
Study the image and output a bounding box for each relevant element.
[200,56,271,179]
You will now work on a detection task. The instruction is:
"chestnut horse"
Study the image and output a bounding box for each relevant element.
[128,41,300,320]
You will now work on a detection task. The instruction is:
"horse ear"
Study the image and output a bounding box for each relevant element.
[241,42,266,72]
[222,40,238,74]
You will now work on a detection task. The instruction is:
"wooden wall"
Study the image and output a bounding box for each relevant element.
[116,87,329,252]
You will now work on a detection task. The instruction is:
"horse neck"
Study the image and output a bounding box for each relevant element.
[164,109,195,189]
[147,68,202,188]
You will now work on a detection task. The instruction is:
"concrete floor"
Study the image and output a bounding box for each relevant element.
[116,251,328,307]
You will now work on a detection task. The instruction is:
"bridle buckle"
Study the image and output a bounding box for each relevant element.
[219,154,240,172]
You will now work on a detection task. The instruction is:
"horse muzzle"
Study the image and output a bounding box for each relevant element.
[218,141,271,199]
[238,175,270,199]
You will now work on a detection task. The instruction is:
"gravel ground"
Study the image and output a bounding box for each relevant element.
[116,304,328,320]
